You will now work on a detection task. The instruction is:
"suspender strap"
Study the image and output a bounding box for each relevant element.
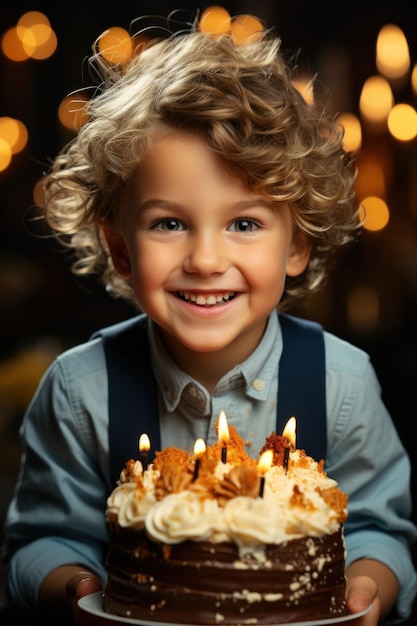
[92,314,160,487]
[276,313,327,462]
[94,312,327,487]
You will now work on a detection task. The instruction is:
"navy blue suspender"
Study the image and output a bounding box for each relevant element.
[276,313,327,459]
[92,312,326,487]
[93,315,161,488]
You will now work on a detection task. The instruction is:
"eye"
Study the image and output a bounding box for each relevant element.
[151,218,185,232]
[228,218,260,233]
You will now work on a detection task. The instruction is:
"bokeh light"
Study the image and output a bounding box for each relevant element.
[0,138,12,172]
[387,103,417,141]
[376,24,410,82]
[2,11,57,61]
[97,26,132,65]
[360,196,390,232]
[412,63,417,96]
[230,14,263,45]
[58,95,90,131]
[292,75,314,105]
[0,117,28,155]
[355,159,386,201]
[359,75,394,130]
[198,6,231,34]
[337,112,362,153]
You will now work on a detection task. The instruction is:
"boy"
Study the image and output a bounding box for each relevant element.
[3,7,417,624]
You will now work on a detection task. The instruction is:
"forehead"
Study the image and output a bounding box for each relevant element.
[131,130,250,195]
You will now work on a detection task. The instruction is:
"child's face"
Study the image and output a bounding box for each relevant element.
[104,130,310,361]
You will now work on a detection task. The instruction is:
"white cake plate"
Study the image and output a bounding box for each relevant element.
[78,591,372,626]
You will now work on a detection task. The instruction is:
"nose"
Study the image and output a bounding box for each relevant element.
[183,231,229,276]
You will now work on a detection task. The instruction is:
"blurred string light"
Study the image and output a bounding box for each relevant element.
[292,75,314,106]
[360,197,390,231]
[412,64,417,96]
[1,11,57,61]
[97,26,132,64]
[58,95,90,131]
[0,11,55,171]
[387,103,417,141]
[198,6,264,43]
[376,24,410,86]
[355,159,386,199]
[0,117,28,172]
[0,138,12,172]
[336,20,415,250]
[359,75,394,132]
[337,112,362,153]
[198,5,231,34]
[337,21,415,333]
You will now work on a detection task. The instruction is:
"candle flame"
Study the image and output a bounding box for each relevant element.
[193,438,206,457]
[218,410,229,444]
[257,449,273,475]
[282,417,296,448]
[138,433,151,453]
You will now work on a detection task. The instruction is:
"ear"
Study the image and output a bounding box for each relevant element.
[286,230,312,277]
[101,223,132,277]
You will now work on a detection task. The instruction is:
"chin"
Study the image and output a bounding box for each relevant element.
[182,339,232,353]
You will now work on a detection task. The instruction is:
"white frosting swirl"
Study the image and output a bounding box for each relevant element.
[107,451,346,547]
[145,490,220,543]
[220,497,279,545]
[107,482,157,529]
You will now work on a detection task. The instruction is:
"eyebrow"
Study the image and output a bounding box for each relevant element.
[137,197,275,213]
[137,199,180,213]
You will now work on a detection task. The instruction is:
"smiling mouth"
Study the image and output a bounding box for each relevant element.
[177,291,236,306]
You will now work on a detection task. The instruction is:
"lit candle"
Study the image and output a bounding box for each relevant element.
[282,417,296,474]
[192,438,206,482]
[283,446,290,474]
[282,416,296,447]
[218,410,229,463]
[257,449,273,498]
[138,433,151,472]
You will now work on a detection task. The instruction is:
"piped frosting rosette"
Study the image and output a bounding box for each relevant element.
[106,428,348,552]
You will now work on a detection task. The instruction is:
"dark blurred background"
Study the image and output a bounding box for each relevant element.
[1,0,417,618]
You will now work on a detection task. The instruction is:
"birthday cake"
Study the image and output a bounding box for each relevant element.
[104,423,348,624]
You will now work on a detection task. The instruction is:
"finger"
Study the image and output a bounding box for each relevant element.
[347,598,380,626]
[67,571,103,625]
[345,575,379,626]
[66,571,99,598]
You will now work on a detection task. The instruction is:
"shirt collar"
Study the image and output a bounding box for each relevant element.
[148,310,283,411]
[239,309,282,400]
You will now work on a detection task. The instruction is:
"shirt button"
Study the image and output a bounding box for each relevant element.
[253,379,265,391]
[188,385,197,397]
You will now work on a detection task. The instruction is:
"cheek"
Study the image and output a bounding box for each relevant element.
[254,265,286,302]
[128,241,169,298]
[242,241,288,289]
[130,252,154,290]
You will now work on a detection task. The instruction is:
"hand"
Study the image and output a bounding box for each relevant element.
[345,575,380,626]
[66,570,103,625]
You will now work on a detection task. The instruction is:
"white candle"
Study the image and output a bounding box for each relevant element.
[192,438,206,481]
[218,410,229,463]
[257,449,273,498]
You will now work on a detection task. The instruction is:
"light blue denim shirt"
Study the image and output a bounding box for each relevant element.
[3,310,417,622]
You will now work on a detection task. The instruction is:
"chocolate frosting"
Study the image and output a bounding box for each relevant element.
[104,527,347,624]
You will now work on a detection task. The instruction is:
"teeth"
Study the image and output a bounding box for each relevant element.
[179,292,235,306]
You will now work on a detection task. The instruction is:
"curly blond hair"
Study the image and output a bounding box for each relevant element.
[41,25,361,309]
